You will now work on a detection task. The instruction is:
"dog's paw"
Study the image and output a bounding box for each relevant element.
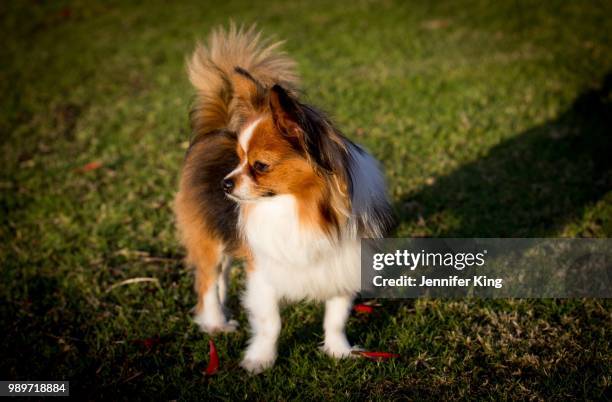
[320,340,360,359]
[240,357,275,374]
[194,315,239,334]
[240,343,277,374]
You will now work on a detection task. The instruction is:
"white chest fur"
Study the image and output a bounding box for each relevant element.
[240,195,360,301]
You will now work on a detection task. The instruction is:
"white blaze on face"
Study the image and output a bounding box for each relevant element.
[239,117,260,152]
[225,118,262,200]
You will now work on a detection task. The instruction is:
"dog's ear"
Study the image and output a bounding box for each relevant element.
[269,84,347,174]
[269,84,302,137]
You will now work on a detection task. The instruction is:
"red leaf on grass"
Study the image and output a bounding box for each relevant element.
[80,161,102,172]
[60,7,72,19]
[131,336,160,350]
[353,351,400,361]
[142,337,159,349]
[205,339,219,376]
[353,304,374,314]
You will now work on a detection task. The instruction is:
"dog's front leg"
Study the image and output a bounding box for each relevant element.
[321,295,354,358]
[241,269,281,374]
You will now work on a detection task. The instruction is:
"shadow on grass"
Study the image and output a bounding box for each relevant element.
[351,72,612,395]
[395,72,612,237]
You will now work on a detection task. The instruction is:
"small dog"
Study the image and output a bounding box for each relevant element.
[174,24,393,373]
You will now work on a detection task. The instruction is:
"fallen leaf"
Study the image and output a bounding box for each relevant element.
[353,304,374,314]
[353,350,400,361]
[142,337,158,349]
[80,161,102,172]
[131,336,160,351]
[421,19,450,30]
[60,7,72,19]
[205,339,219,376]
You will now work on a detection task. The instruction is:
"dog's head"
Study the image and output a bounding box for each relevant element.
[222,82,351,233]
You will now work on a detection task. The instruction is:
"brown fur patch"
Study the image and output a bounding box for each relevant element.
[175,129,244,312]
[174,190,223,314]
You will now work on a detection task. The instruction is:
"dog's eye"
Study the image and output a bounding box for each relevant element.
[253,161,269,173]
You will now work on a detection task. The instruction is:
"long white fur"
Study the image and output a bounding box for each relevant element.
[346,143,391,237]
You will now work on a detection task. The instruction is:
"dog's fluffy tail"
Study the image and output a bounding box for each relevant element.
[188,23,299,137]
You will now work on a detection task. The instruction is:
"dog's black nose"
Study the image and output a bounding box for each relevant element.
[222,178,234,193]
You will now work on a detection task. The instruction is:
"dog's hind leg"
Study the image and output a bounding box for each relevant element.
[191,244,238,334]
[175,191,238,334]
[217,254,232,306]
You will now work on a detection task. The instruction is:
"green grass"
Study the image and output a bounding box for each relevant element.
[1,0,611,399]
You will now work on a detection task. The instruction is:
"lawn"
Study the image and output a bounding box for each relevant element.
[1,0,611,399]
